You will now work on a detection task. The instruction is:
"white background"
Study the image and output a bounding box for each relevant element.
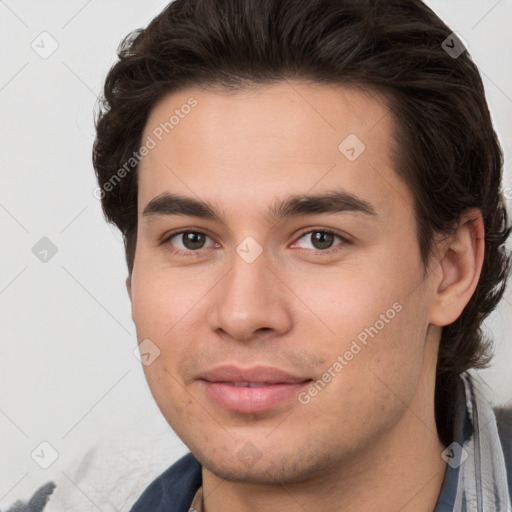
[1,0,511,510]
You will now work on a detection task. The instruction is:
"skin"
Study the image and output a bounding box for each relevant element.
[127,81,484,512]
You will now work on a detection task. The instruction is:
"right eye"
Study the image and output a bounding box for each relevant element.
[162,230,218,256]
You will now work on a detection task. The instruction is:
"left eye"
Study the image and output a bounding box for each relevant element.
[294,230,344,251]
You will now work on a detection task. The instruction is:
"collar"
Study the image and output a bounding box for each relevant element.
[434,370,511,511]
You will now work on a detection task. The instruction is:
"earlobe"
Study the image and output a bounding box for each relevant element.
[429,209,485,326]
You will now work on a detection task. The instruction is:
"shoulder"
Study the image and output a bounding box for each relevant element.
[1,482,56,512]
[495,405,512,452]
[128,452,202,512]
[494,405,512,498]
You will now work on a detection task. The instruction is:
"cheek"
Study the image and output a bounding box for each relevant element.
[130,266,204,339]
[302,299,427,443]
[130,268,213,402]
[293,258,428,392]
[289,264,404,341]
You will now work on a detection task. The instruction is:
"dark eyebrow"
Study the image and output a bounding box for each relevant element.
[142,193,225,222]
[266,189,377,223]
[142,189,377,224]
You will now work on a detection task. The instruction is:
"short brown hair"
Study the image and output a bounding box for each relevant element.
[92,0,511,445]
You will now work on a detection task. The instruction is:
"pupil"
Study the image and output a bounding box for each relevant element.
[183,232,205,249]
[312,232,333,250]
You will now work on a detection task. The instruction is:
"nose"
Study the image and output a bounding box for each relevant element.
[207,249,293,342]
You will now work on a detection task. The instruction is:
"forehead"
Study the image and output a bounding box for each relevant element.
[137,81,410,221]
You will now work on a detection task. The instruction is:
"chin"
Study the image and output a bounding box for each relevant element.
[195,443,339,486]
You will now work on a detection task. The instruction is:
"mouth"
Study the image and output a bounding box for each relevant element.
[197,365,313,413]
[220,381,286,387]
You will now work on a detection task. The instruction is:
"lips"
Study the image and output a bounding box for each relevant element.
[198,365,312,413]
[199,365,309,385]
[227,382,276,388]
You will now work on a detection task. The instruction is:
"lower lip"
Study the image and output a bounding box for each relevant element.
[200,380,311,413]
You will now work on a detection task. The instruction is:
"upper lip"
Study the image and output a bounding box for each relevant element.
[198,365,311,384]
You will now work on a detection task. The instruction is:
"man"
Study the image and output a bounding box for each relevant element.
[6,0,511,511]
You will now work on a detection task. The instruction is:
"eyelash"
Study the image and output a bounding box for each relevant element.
[160,228,349,258]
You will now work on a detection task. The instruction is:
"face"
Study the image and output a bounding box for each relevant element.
[128,81,439,484]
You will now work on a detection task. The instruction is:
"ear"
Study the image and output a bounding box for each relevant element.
[126,275,134,321]
[126,275,132,302]
[429,209,485,326]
